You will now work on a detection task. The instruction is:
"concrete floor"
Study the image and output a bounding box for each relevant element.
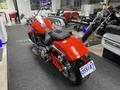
[88,44,103,57]
[7,25,120,90]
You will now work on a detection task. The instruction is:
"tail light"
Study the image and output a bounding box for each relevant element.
[79,55,91,66]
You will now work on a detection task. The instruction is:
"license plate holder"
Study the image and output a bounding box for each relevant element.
[80,60,96,78]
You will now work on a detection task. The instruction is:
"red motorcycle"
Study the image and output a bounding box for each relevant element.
[25,15,96,84]
[21,4,96,84]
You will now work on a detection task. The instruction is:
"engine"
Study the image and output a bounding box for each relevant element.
[34,45,49,60]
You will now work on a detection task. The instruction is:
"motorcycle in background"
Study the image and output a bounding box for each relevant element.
[82,6,119,42]
[102,5,120,60]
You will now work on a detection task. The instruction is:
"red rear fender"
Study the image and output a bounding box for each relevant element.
[53,36,89,61]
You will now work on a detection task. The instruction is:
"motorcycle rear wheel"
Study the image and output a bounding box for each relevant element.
[67,61,90,85]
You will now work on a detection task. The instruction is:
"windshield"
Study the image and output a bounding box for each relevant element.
[35,16,45,25]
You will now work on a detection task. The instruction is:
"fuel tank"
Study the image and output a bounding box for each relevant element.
[53,36,89,61]
[31,18,53,35]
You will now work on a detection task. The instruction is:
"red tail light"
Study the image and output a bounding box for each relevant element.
[80,55,91,65]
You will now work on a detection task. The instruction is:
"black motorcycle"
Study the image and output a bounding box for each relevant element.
[82,7,120,42]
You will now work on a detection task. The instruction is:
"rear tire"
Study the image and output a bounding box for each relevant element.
[68,61,90,85]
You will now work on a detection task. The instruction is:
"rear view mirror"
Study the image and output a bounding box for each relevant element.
[20,14,25,19]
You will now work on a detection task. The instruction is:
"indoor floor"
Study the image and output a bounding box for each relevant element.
[7,25,120,90]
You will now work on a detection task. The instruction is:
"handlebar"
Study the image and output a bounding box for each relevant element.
[35,2,51,16]
[82,9,114,42]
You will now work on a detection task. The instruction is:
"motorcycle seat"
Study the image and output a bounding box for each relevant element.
[50,30,71,40]
[105,25,120,35]
[82,18,92,23]
[44,30,71,45]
